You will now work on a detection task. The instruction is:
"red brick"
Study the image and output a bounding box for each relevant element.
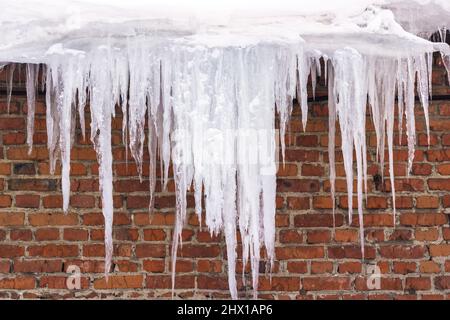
[419,261,440,273]
[405,277,431,291]
[40,276,89,289]
[306,230,331,243]
[197,260,222,273]
[277,164,298,176]
[42,195,63,208]
[10,229,32,241]
[279,230,303,243]
[437,163,450,175]
[0,163,11,175]
[0,195,12,207]
[379,245,426,259]
[15,194,40,208]
[400,213,447,226]
[2,133,25,145]
[28,213,78,226]
[302,277,351,291]
[328,246,376,259]
[143,260,165,273]
[355,277,402,291]
[135,244,166,258]
[301,164,324,176]
[70,195,95,208]
[435,276,450,290]
[82,244,105,257]
[27,245,78,257]
[334,229,358,242]
[286,261,308,273]
[0,212,24,226]
[178,245,221,258]
[429,244,450,257]
[311,261,333,274]
[295,214,343,227]
[35,228,60,241]
[13,259,63,273]
[143,229,166,241]
[259,277,300,291]
[0,261,10,273]
[8,178,56,191]
[338,262,361,273]
[276,246,324,259]
[287,197,310,210]
[63,228,89,241]
[114,228,139,241]
[428,179,450,190]
[0,277,35,289]
[277,179,320,192]
[411,163,432,175]
[0,118,25,130]
[415,228,439,241]
[415,196,439,209]
[94,275,143,289]
[0,245,24,257]
[366,197,388,209]
[393,261,416,274]
[313,196,334,209]
[147,275,194,289]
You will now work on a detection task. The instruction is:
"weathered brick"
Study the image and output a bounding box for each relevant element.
[13,259,63,273]
[379,245,426,259]
[302,277,351,291]
[35,228,60,241]
[0,277,35,289]
[429,244,450,257]
[276,246,324,259]
[29,213,78,226]
[27,245,78,257]
[0,212,24,226]
[94,275,143,289]
[8,178,57,191]
[15,194,40,208]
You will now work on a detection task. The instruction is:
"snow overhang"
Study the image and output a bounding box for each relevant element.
[0,0,449,299]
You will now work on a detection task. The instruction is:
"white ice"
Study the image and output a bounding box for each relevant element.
[0,0,449,299]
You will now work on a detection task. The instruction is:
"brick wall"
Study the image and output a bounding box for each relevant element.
[0,58,449,300]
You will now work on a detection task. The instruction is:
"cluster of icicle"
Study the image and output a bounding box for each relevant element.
[3,39,448,299]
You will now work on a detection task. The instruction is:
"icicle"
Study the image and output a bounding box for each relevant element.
[396,57,405,145]
[297,50,310,131]
[6,63,15,113]
[416,54,431,144]
[439,26,447,43]
[327,62,336,226]
[45,67,59,175]
[384,60,397,225]
[26,64,38,154]
[88,49,115,276]
[443,53,450,85]
[127,40,150,180]
[274,44,297,165]
[405,57,417,175]
[332,48,367,257]
[60,62,75,213]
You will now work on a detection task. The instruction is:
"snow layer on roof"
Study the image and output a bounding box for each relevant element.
[0,0,449,299]
[1,0,449,61]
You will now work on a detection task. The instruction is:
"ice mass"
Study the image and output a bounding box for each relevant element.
[0,0,449,298]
